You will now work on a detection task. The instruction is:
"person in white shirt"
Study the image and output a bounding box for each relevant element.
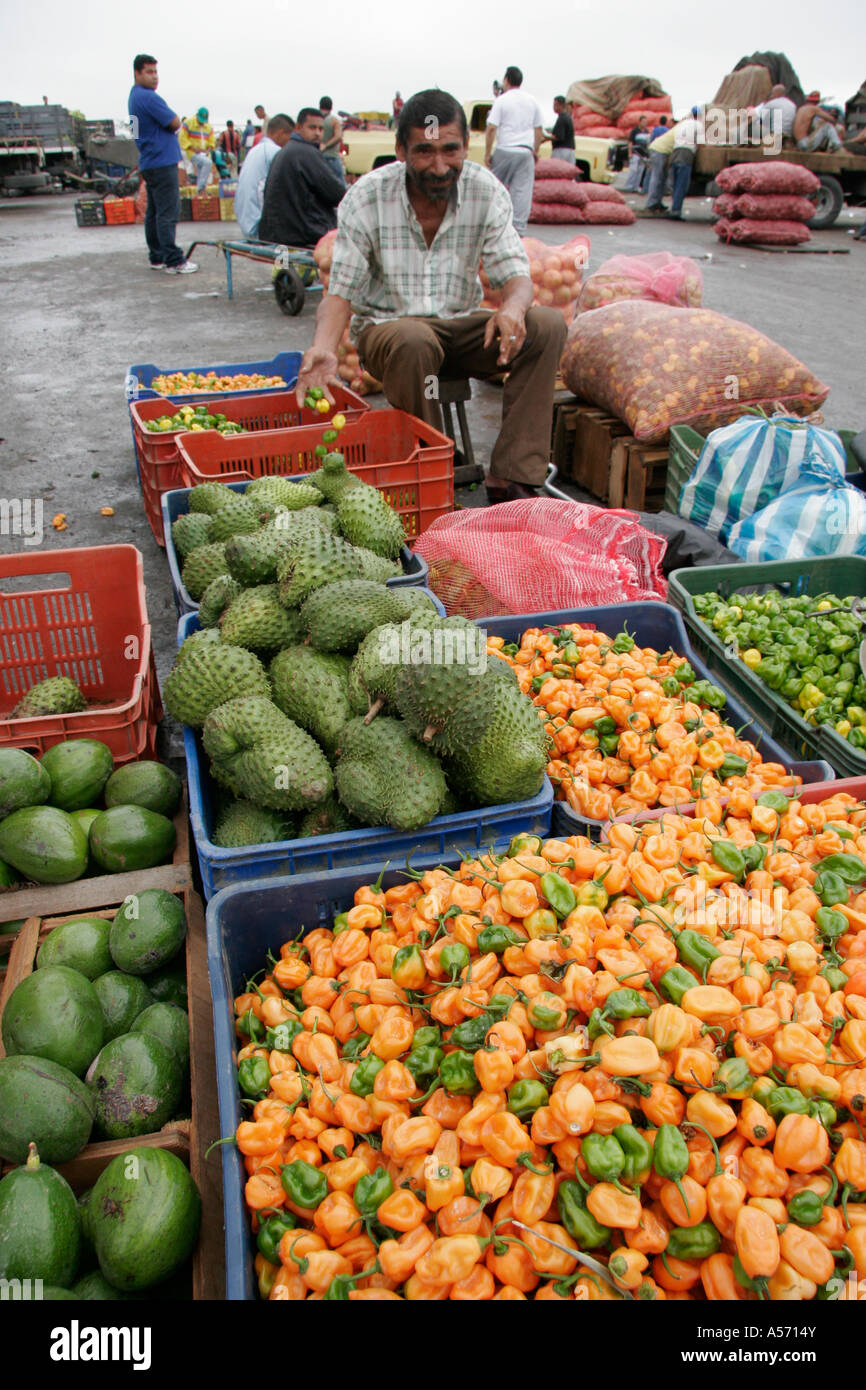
[234,113,294,239]
[485,66,544,235]
[754,85,797,143]
[668,107,701,219]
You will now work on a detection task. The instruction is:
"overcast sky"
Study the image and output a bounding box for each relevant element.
[4,0,864,130]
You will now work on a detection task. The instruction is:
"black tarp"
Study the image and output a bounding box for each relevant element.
[732,52,806,107]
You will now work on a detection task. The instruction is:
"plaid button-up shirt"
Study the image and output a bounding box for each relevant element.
[327,160,529,341]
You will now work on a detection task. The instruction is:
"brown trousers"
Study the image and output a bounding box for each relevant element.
[357,308,567,487]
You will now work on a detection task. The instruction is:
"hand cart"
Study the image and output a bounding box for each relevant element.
[183,237,323,315]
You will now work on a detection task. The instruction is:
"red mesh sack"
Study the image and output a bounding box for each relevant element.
[616,111,662,132]
[413,498,667,618]
[713,193,738,218]
[732,192,816,222]
[580,202,636,225]
[572,104,601,120]
[715,161,821,196]
[482,235,589,322]
[714,217,812,246]
[582,184,626,203]
[623,94,672,114]
[583,126,625,140]
[579,252,703,314]
[535,182,590,207]
[574,114,604,132]
[560,300,829,443]
[533,158,580,181]
[530,201,587,225]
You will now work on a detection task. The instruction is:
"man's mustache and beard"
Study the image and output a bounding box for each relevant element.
[405,162,460,201]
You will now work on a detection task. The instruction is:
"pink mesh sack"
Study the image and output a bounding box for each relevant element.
[578,252,703,314]
[713,193,738,218]
[534,158,580,181]
[580,202,636,225]
[561,300,829,443]
[482,235,589,322]
[715,161,821,196]
[714,218,812,245]
[533,181,589,207]
[582,184,627,203]
[731,193,816,221]
[413,498,667,618]
[530,201,587,225]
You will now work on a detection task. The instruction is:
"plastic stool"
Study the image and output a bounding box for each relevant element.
[438,378,482,484]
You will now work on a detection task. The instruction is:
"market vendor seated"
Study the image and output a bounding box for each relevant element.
[294,88,566,504]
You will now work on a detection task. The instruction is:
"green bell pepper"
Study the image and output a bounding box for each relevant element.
[281,1159,328,1210]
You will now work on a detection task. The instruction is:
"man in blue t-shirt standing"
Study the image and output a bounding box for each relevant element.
[128,54,197,274]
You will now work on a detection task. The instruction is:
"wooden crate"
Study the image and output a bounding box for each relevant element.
[0,796,191,931]
[550,392,582,475]
[0,871,225,1299]
[573,407,633,499]
[609,438,670,512]
[552,395,671,510]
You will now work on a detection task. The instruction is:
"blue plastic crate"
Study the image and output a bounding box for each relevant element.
[162,482,430,616]
[208,854,511,1298]
[125,351,302,404]
[476,604,835,841]
[178,610,552,896]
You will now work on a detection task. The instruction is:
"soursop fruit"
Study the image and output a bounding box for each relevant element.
[206,495,261,544]
[276,535,399,609]
[188,482,235,515]
[297,795,358,838]
[219,587,305,654]
[202,696,332,811]
[172,511,212,561]
[348,622,409,720]
[307,451,362,503]
[199,574,242,628]
[267,506,337,536]
[181,542,229,601]
[337,483,406,560]
[212,798,295,848]
[12,676,87,718]
[393,656,498,757]
[444,671,550,807]
[334,717,448,831]
[269,647,354,755]
[300,581,414,653]
[163,642,270,728]
[246,477,323,512]
[224,528,295,587]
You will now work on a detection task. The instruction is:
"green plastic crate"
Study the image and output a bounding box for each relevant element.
[664,425,705,514]
[668,555,866,777]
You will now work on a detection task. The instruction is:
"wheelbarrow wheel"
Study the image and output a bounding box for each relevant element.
[274,266,306,316]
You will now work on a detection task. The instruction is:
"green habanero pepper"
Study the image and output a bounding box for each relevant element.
[665,1222,721,1260]
[821,964,849,992]
[816,907,848,943]
[237,1008,265,1042]
[576,881,609,910]
[281,1159,328,1210]
[440,941,470,977]
[237,1055,271,1099]
[507,1079,549,1118]
[814,870,849,908]
[676,929,722,976]
[808,1099,837,1129]
[582,1133,626,1184]
[524,909,558,937]
[350,1053,385,1097]
[612,631,635,653]
[528,997,565,1031]
[540,872,578,920]
[661,676,681,697]
[614,1124,654,1184]
[742,843,767,873]
[508,833,543,855]
[257,1211,298,1263]
[476,923,524,955]
[718,754,750,780]
[817,853,866,885]
[766,1086,809,1119]
[710,841,747,882]
[593,715,618,737]
[341,1032,372,1060]
[324,1264,379,1301]
[332,912,351,935]
[675,661,696,685]
[653,1124,692,1214]
[714,1058,753,1099]
[440,1050,479,1095]
[599,734,620,757]
[557,1179,611,1248]
[265,1017,303,1052]
[354,1167,393,1220]
[485,994,515,1022]
[757,789,790,813]
[587,1007,615,1042]
[412,1025,441,1049]
[450,1014,490,1052]
[659,965,698,1005]
[404,1044,444,1083]
[603,988,652,1021]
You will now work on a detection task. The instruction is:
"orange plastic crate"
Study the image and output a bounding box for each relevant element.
[192,194,220,221]
[103,196,136,225]
[0,546,161,761]
[176,410,454,540]
[129,386,370,546]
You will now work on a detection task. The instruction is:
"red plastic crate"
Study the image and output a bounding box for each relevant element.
[103,196,136,225]
[129,387,370,546]
[176,409,454,541]
[192,194,220,221]
[0,546,161,761]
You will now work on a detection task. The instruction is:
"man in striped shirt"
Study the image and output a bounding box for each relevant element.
[295,88,566,501]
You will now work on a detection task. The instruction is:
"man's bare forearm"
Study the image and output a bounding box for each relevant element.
[313,292,352,352]
[499,275,533,313]
[485,126,496,161]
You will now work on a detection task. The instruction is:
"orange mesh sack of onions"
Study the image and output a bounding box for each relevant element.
[480,235,590,324]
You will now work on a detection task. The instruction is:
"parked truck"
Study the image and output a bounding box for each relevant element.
[0,102,121,194]
[692,143,866,229]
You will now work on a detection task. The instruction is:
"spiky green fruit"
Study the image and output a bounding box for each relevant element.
[199,574,243,628]
[175,627,221,663]
[307,452,362,503]
[444,672,550,807]
[12,677,87,719]
[202,697,332,811]
[337,484,406,560]
[163,642,270,728]
[246,478,323,512]
[188,482,235,515]
[223,529,294,587]
[300,581,413,653]
[219,587,305,654]
[206,496,261,544]
[212,798,295,848]
[347,623,405,720]
[334,717,448,831]
[393,654,498,758]
[276,535,399,608]
[171,511,212,561]
[269,647,354,755]
[181,543,229,601]
[297,796,358,838]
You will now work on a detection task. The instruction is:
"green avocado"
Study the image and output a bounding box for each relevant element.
[40,739,114,813]
[0,747,52,818]
[88,1033,182,1140]
[87,1148,200,1291]
[37,916,113,979]
[0,1144,81,1287]
[1,966,104,1076]
[103,761,183,818]
[92,971,154,1041]
[88,805,176,874]
[0,1055,95,1165]
[0,806,89,884]
[109,889,186,976]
